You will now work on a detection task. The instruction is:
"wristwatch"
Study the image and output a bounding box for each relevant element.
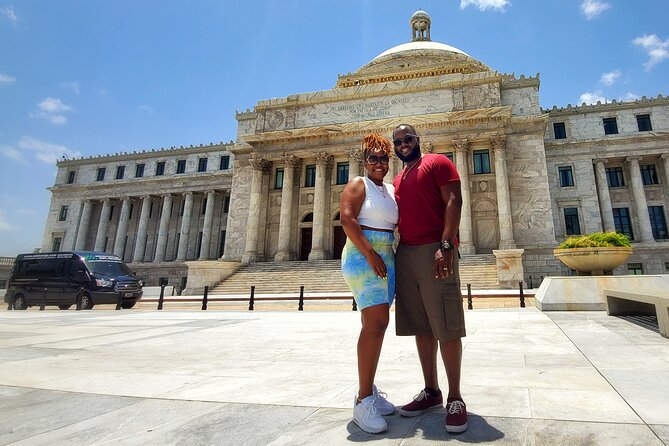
[440,240,454,252]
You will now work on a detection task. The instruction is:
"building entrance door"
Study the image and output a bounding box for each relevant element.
[300,227,312,261]
[332,226,346,259]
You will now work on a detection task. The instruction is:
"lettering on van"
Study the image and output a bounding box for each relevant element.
[84,254,123,263]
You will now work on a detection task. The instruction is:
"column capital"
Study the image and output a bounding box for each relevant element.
[183,191,193,197]
[161,193,173,199]
[249,157,272,172]
[315,152,334,167]
[592,158,608,166]
[626,155,642,163]
[283,154,303,169]
[452,138,469,152]
[490,135,506,151]
[348,148,365,163]
[420,141,434,154]
[661,153,669,160]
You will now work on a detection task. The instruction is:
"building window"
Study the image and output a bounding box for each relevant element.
[176,159,186,174]
[627,263,643,275]
[218,230,226,257]
[135,164,145,178]
[108,205,114,221]
[220,155,230,170]
[665,262,669,273]
[553,122,567,139]
[305,165,316,187]
[52,237,62,252]
[96,167,106,181]
[605,167,624,187]
[473,150,491,174]
[274,168,284,189]
[640,165,659,185]
[67,171,76,184]
[198,157,208,172]
[223,196,230,213]
[128,203,134,220]
[648,206,668,239]
[149,202,153,218]
[156,161,165,176]
[115,165,125,180]
[564,207,581,235]
[558,166,574,187]
[336,162,349,185]
[58,205,69,221]
[201,197,207,215]
[443,152,454,162]
[603,117,618,135]
[612,208,634,240]
[636,114,652,132]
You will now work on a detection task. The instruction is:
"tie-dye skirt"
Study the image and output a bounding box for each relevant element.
[341,229,395,311]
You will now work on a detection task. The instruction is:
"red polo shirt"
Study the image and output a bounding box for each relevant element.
[393,154,460,246]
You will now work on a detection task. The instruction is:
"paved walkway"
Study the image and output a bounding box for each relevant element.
[0,308,667,445]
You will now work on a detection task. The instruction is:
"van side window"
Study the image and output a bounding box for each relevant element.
[23,259,64,279]
[68,260,86,276]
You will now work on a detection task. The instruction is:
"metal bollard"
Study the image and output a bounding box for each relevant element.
[202,286,209,311]
[467,283,473,310]
[76,287,83,311]
[115,291,122,310]
[157,284,165,310]
[352,297,357,311]
[249,286,255,311]
[519,281,526,308]
[298,286,304,311]
[40,288,47,311]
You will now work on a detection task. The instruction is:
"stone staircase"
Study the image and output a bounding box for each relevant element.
[209,254,499,295]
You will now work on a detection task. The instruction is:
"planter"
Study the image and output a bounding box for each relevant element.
[553,246,633,275]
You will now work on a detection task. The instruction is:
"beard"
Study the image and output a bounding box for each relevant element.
[395,142,421,163]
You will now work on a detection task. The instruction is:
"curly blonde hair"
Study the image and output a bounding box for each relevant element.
[361,133,392,158]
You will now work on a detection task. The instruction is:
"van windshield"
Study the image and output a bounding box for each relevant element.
[83,260,133,277]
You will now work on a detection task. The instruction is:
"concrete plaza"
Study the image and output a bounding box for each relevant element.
[1,306,668,445]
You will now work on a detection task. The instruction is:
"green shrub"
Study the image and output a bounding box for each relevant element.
[558,232,631,249]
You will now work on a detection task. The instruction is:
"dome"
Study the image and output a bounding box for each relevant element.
[372,40,472,61]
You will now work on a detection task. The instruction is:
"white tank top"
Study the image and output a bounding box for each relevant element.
[357,176,399,231]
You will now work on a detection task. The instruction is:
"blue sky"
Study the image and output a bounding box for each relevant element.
[0,0,668,256]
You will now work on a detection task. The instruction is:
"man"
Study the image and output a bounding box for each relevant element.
[392,123,468,433]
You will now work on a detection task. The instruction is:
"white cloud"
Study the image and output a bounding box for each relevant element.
[0,73,15,84]
[620,92,640,101]
[18,136,81,164]
[138,105,154,113]
[633,34,669,70]
[61,81,80,95]
[579,91,607,105]
[0,210,17,232]
[599,70,620,86]
[0,145,26,163]
[580,0,611,20]
[30,97,73,125]
[0,6,17,24]
[460,0,510,11]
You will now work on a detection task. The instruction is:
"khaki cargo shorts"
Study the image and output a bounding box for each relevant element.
[395,242,466,341]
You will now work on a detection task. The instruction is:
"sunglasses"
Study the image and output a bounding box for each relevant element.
[392,134,417,147]
[366,154,390,165]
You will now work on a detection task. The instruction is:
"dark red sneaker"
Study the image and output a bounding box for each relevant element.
[398,389,443,417]
[445,398,468,433]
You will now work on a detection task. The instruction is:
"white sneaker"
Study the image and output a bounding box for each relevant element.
[372,384,396,415]
[353,394,387,434]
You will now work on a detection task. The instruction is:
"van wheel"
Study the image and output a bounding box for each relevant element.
[121,301,136,309]
[80,293,94,310]
[13,294,28,310]
[58,304,72,310]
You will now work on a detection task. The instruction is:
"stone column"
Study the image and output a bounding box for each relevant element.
[74,200,92,251]
[275,155,301,261]
[176,192,194,261]
[199,190,216,260]
[349,148,363,179]
[242,157,271,263]
[309,152,333,260]
[453,139,475,254]
[153,194,173,262]
[492,136,516,249]
[113,197,131,257]
[662,154,669,198]
[626,156,655,243]
[593,159,615,232]
[132,196,151,262]
[94,199,112,252]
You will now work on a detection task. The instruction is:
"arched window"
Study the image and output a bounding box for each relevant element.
[302,213,313,223]
[333,212,340,221]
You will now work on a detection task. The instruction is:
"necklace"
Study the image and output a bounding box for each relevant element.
[402,158,421,180]
[368,176,386,197]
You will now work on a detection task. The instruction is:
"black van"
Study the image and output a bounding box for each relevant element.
[5,251,143,310]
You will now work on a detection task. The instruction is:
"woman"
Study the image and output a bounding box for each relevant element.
[340,133,398,434]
